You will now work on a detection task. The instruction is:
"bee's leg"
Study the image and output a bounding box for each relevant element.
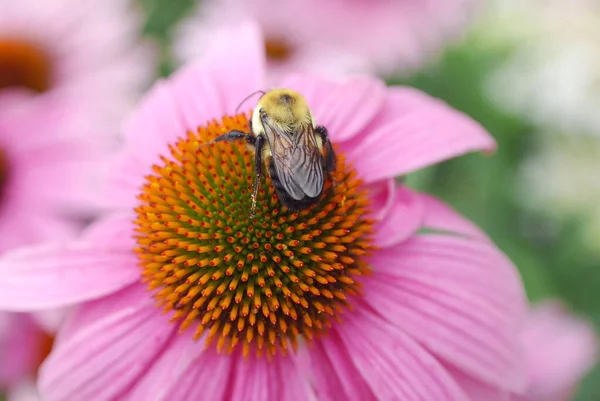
[315,126,336,173]
[315,125,337,185]
[250,135,265,218]
[198,130,250,149]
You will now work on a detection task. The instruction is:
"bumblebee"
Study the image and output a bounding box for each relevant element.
[201,89,336,217]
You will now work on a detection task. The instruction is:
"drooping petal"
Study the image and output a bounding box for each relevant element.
[363,235,526,393]
[163,346,232,401]
[364,178,396,221]
[304,331,377,401]
[345,87,496,183]
[123,334,201,401]
[444,363,512,401]
[417,193,489,241]
[372,185,425,248]
[163,347,314,401]
[520,302,598,401]
[0,214,139,311]
[39,284,176,401]
[278,74,386,142]
[124,329,315,401]
[314,304,471,401]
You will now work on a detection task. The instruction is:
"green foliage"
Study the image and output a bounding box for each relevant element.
[137,0,196,76]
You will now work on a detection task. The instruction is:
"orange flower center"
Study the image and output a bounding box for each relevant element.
[264,37,293,63]
[134,114,374,358]
[0,39,52,93]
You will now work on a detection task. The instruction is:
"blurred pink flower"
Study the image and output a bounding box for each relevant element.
[175,0,478,78]
[0,92,102,252]
[0,23,526,401]
[0,92,95,399]
[0,0,155,143]
[0,1,153,397]
[514,301,598,401]
[0,312,51,390]
[0,312,54,401]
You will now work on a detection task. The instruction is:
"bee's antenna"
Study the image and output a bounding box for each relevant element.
[235,90,266,114]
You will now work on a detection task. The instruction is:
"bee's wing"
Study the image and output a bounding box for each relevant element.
[265,123,324,200]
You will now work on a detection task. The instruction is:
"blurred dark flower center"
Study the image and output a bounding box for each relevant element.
[34,328,55,375]
[0,39,52,93]
[134,114,374,358]
[264,37,294,62]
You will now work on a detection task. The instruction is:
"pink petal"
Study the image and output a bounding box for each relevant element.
[0,209,80,254]
[444,363,512,401]
[0,214,139,311]
[363,235,527,392]
[365,178,396,221]
[521,302,598,401]
[373,185,425,248]
[164,346,232,401]
[0,313,43,388]
[170,21,266,131]
[105,81,188,209]
[79,213,137,249]
[305,331,377,400]
[201,20,266,114]
[39,284,176,401]
[418,193,489,241]
[123,334,201,401]
[31,308,69,334]
[168,62,232,132]
[122,81,187,167]
[345,87,496,183]
[0,92,70,153]
[106,22,266,210]
[328,304,471,401]
[103,150,152,210]
[164,347,314,401]
[278,74,386,142]
[11,133,104,214]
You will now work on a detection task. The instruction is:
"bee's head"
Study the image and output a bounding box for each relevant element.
[251,89,315,135]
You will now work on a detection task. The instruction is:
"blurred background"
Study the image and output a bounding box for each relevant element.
[2,0,600,399]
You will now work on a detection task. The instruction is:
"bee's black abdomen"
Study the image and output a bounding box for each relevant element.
[268,161,322,211]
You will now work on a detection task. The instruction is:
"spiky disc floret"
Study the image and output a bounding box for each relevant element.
[134,114,374,358]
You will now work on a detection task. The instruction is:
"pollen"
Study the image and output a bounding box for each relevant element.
[134,114,374,358]
[0,40,52,93]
